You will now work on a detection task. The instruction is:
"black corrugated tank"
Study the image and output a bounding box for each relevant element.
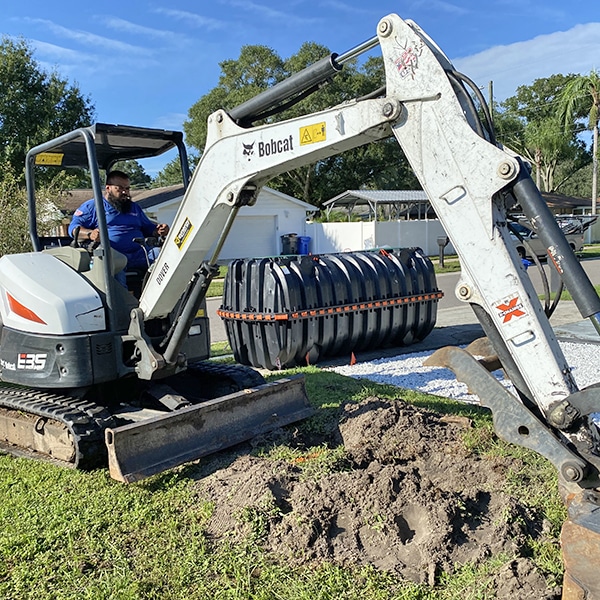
[217,248,443,370]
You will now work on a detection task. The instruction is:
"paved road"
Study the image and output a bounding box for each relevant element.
[207,257,600,346]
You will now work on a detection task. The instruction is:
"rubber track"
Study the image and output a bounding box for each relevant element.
[0,383,116,470]
[187,361,267,389]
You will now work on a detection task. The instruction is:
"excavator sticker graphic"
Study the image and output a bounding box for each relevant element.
[300,122,327,146]
[394,36,424,79]
[493,295,527,323]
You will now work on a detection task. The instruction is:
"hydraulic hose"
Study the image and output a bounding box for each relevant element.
[512,164,600,335]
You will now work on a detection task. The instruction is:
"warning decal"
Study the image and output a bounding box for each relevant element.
[35,153,64,166]
[300,122,326,146]
[493,295,527,324]
[174,217,193,250]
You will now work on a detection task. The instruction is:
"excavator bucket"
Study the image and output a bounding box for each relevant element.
[105,375,312,483]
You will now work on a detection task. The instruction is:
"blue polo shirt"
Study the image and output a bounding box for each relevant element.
[69,197,157,269]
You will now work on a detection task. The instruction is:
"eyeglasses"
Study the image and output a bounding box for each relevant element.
[109,184,131,192]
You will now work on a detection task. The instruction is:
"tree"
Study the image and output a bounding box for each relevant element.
[153,154,198,188]
[0,36,95,183]
[559,70,600,213]
[184,45,418,208]
[0,174,64,256]
[184,45,285,151]
[496,75,588,193]
[112,160,152,187]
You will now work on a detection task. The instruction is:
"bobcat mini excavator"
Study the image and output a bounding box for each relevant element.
[0,13,599,596]
[0,124,313,483]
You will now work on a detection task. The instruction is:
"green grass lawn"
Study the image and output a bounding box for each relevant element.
[0,368,565,600]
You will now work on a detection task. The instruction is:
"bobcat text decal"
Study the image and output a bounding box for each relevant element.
[494,295,527,324]
[243,135,294,160]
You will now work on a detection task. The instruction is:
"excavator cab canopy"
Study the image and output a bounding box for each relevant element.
[27,122,189,172]
[25,122,190,252]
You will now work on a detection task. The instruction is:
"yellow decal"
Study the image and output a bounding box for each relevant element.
[35,153,64,166]
[195,308,205,318]
[174,217,193,250]
[300,122,326,146]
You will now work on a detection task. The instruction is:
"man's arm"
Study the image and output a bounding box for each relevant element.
[69,200,99,242]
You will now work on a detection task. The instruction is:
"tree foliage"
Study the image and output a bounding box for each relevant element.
[0,36,95,184]
[153,154,198,188]
[0,175,64,256]
[112,160,152,187]
[495,74,589,194]
[184,45,418,208]
[559,70,600,212]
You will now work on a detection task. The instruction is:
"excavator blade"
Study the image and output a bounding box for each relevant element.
[105,375,312,483]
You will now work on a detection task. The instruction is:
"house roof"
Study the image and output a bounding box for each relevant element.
[536,192,592,211]
[60,184,317,214]
[58,185,184,214]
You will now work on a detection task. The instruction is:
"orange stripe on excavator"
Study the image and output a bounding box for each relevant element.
[7,293,47,324]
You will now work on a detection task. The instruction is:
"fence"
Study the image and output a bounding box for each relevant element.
[304,219,454,256]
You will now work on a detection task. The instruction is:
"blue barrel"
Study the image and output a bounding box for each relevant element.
[297,236,311,255]
[218,248,443,370]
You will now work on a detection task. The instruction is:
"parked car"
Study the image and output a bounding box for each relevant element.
[509,215,597,259]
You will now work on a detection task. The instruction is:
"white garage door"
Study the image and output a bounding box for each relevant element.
[219,215,278,260]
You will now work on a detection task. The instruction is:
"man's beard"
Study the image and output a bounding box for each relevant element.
[107,191,131,213]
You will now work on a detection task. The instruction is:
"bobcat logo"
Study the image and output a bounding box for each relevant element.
[242,141,255,160]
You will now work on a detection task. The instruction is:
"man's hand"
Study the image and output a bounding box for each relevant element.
[88,228,100,242]
[155,223,169,237]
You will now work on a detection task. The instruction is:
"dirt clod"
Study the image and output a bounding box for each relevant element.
[194,397,560,598]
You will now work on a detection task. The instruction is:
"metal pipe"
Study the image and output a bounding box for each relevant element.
[336,35,379,65]
[162,205,241,365]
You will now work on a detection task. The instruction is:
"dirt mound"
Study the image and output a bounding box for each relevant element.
[194,397,559,598]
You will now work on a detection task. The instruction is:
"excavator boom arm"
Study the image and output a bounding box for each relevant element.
[133,15,600,595]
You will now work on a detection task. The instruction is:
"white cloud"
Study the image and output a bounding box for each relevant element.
[153,8,227,31]
[219,0,320,25]
[22,17,149,55]
[409,0,470,16]
[98,17,178,41]
[453,23,600,101]
[28,39,105,80]
[318,0,374,16]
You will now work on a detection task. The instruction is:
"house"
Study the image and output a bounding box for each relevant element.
[59,185,318,261]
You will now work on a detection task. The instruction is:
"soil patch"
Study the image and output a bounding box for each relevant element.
[192,397,560,598]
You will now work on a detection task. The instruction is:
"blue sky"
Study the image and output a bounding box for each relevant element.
[2,1,599,175]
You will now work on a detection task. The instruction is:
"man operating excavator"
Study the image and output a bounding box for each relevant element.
[68,169,169,286]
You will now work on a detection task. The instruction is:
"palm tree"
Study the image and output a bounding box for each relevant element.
[559,70,600,214]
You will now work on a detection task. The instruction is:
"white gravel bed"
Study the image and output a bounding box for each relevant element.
[329,340,600,404]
